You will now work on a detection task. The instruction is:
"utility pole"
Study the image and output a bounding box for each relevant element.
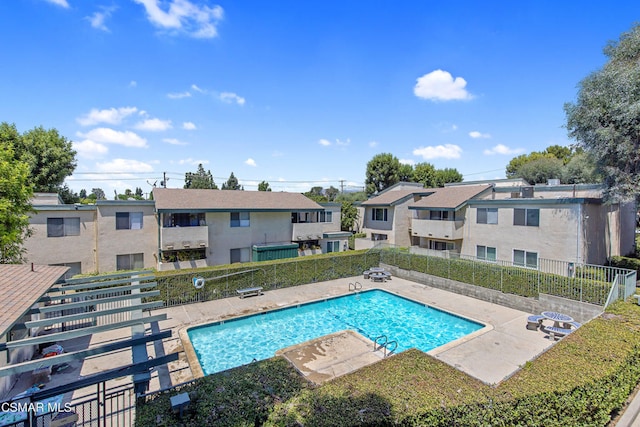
[339,180,345,193]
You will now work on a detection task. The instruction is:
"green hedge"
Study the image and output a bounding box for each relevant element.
[149,251,380,306]
[610,256,640,274]
[378,250,611,305]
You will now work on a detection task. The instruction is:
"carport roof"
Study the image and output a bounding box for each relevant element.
[0,264,68,335]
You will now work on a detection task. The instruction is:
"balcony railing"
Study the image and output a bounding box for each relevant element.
[161,225,209,250]
[410,219,464,240]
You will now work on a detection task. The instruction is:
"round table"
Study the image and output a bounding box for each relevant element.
[541,311,574,327]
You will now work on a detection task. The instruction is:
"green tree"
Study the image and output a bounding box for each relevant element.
[185,164,217,189]
[79,189,87,199]
[565,23,640,202]
[58,183,80,204]
[11,125,76,192]
[413,162,436,187]
[222,172,243,190]
[516,157,564,184]
[91,188,106,200]
[135,187,144,199]
[434,168,463,187]
[258,181,271,191]
[0,145,33,263]
[365,153,401,195]
[340,201,359,232]
[562,152,600,184]
[325,186,339,201]
[506,152,554,178]
[304,186,327,203]
[398,163,414,182]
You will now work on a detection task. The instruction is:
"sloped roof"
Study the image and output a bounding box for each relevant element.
[409,184,492,210]
[152,188,324,211]
[0,264,68,335]
[361,182,435,206]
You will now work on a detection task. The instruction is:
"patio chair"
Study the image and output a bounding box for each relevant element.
[526,315,545,330]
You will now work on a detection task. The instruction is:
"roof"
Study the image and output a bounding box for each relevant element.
[409,184,493,210]
[0,264,68,335]
[152,188,324,212]
[361,182,434,206]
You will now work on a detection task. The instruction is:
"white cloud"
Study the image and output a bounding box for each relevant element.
[86,6,116,32]
[219,92,245,105]
[78,128,148,148]
[133,0,224,38]
[44,0,69,8]
[469,131,491,139]
[167,91,191,99]
[191,84,205,93]
[96,158,154,173]
[163,138,188,146]
[483,144,525,155]
[318,139,331,147]
[413,144,462,159]
[336,138,350,146]
[369,141,379,148]
[182,122,197,130]
[399,159,415,166]
[129,81,137,87]
[175,158,209,166]
[73,139,109,159]
[77,107,138,126]
[134,118,172,131]
[245,158,257,167]
[414,69,473,101]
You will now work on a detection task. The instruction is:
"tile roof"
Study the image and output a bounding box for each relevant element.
[0,264,68,335]
[410,184,493,209]
[152,188,324,211]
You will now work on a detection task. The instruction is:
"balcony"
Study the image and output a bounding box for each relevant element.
[161,225,209,250]
[410,219,463,240]
[292,223,324,241]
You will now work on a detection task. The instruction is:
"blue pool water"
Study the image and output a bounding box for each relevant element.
[188,289,484,375]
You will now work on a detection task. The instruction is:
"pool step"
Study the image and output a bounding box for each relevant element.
[348,281,362,292]
[373,334,397,357]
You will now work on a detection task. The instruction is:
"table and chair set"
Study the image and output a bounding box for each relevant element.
[526,311,582,340]
[363,267,392,283]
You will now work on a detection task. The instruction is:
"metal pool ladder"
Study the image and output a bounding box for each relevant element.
[373,335,398,358]
[349,281,362,292]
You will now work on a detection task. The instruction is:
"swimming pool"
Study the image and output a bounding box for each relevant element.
[187,289,484,375]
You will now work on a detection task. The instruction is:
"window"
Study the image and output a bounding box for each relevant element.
[429,241,455,251]
[116,253,144,271]
[165,213,205,227]
[51,262,82,279]
[513,208,539,227]
[429,210,450,221]
[319,210,333,222]
[476,245,497,262]
[514,249,538,269]
[230,212,250,227]
[116,212,143,230]
[47,217,80,237]
[477,208,498,224]
[326,241,340,253]
[230,248,250,263]
[371,208,388,221]
[371,233,388,241]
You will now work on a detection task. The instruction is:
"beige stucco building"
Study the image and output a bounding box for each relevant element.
[355,180,635,267]
[23,190,349,275]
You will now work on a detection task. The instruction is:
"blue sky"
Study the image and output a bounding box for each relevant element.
[2,1,639,196]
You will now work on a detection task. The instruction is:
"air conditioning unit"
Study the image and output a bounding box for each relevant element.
[521,186,534,198]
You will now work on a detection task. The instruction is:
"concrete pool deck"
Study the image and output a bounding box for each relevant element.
[157,275,556,386]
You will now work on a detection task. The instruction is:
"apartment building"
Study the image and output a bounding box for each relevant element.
[153,188,348,270]
[24,190,349,274]
[24,194,157,276]
[356,180,635,266]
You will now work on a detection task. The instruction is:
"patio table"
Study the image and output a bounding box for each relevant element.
[541,311,574,328]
